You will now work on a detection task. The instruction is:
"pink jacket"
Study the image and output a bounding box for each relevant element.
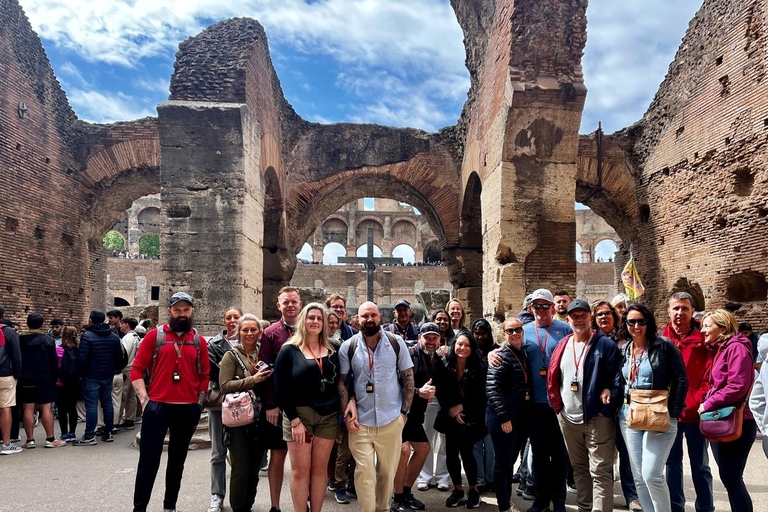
[703,333,754,420]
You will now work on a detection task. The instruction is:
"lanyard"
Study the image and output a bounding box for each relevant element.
[365,342,375,374]
[506,344,528,384]
[308,344,324,375]
[572,337,589,372]
[394,323,409,337]
[244,350,259,374]
[627,343,646,388]
[535,324,553,360]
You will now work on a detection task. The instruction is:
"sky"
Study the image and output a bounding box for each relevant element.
[23,0,702,263]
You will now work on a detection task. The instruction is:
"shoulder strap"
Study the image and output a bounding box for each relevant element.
[0,327,6,365]
[232,350,252,378]
[384,331,401,358]
[347,333,360,364]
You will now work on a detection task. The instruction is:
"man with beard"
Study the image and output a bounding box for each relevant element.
[339,302,415,512]
[130,292,210,512]
[260,286,302,512]
[662,292,714,512]
[553,291,571,323]
[392,322,460,512]
[547,300,621,512]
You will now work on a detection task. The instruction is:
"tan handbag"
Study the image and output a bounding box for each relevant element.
[626,389,670,431]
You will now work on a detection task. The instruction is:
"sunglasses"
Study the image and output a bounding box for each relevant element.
[531,304,551,310]
[626,318,648,327]
[504,327,523,335]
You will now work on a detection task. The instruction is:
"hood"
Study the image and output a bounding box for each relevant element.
[516,311,534,325]
[0,319,13,328]
[724,332,754,353]
[757,333,768,360]
[86,323,115,336]
[20,331,54,347]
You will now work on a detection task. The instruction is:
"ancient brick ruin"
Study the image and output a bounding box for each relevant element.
[1,0,766,331]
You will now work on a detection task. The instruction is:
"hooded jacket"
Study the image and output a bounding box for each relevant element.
[0,319,22,379]
[19,331,58,386]
[661,320,713,423]
[76,323,123,381]
[748,334,768,433]
[703,333,754,421]
[547,330,622,423]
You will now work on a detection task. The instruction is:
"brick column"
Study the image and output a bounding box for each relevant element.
[158,100,264,333]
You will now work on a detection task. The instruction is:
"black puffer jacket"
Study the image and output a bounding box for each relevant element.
[19,332,58,386]
[620,335,689,419]
[76,324,123,380]
[486,343,532,425]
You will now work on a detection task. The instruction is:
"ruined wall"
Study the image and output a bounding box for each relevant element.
[610,0,768,327]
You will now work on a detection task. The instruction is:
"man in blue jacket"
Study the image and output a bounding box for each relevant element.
[547,299,621,512]
[73,310,123,446]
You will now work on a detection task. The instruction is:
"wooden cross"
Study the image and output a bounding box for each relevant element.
[338,228,403,302]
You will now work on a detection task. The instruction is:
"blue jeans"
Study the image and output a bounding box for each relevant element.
[666,422,713,512]
[82,378,114,437]
[474,432,495,485]
[615,420,638,502]
[620,417,678,512]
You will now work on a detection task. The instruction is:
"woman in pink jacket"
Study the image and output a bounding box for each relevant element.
[699,309,756,512]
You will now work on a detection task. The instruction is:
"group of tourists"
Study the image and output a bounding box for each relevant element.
[0,285,765,512]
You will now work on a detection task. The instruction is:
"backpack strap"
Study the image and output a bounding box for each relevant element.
[150,325,201,383]
[231,350,253,378]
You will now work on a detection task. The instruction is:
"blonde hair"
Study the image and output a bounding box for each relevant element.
[237,314,263,340]
[286,303,334,352]
[701,309,738,342]
[445,298,466,328]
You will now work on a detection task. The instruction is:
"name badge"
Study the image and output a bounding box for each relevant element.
[570,379,580,393]
[539,366,547,377]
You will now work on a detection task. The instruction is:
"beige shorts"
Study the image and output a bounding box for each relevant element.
[0,376,17,408]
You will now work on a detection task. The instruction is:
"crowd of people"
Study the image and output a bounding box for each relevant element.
[0,287,766,512]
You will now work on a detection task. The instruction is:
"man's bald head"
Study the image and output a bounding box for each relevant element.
[358,301,381,337]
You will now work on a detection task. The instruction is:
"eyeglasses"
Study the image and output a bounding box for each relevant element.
[531,304,551,310]
[626,318,648,327]
[504,327,523,335]
[595,311,612,318]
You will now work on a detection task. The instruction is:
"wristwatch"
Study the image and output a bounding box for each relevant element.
[400,409,409,417]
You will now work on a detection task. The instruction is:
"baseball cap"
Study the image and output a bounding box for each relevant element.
[567,299,591,314]
[420,322,440,335]
[394,299,411,309]
[530,289,554,304]
[169,292,194,307]
[522,294,533,309]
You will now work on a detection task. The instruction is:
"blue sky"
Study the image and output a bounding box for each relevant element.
[25,0,702,263]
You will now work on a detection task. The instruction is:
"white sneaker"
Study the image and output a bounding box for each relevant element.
[0,443,23,455]
[416,482,429,491]
[437,482,451,492]
[207,495,223,512]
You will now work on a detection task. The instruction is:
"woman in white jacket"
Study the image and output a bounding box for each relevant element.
[748,333,768,458]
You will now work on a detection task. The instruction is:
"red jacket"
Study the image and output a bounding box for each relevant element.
[130,324,210,404]
[661,321,712,423]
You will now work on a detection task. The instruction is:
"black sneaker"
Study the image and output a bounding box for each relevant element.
[406,493,425,510]
[391,497,413,512]
[117,420,135,430]
[465,490,480,509]
[102,432,114,443]
[445,490,465,508]
[73,436,97,446]
[328,479,338,492]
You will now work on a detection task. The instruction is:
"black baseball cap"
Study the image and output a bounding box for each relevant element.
[169,292,194,307]
[566,299,591,314]
[420,322,440,335]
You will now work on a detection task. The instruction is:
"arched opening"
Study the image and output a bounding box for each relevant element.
[104,231,126,255]
[137,207,161,233]
[575,243,583,263]
[356,244,383,258]
[454,171,483,322]
[392,244,416,265]
[423,240,443,264]
[670,277,705,311]
[594,239,617,262]
[727,271,768,302]
[297,243,313,262]
[139,233,160,259]
[322,218,349,245]
[322,242,346,265]
[391,220,418,249]
[114,297,130,307]
[355,220,385,249]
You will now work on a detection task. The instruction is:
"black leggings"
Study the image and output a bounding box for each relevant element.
[712,419,756,512]
[445,430,478,487]
[56,384,79,435]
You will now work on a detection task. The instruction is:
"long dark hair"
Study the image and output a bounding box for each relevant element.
[445,331,482,371]
[471,318,494,355]
[621,303,658,344]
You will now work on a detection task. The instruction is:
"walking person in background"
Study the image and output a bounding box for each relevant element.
[619,304,687,512]
[699,310,756,512]
[206,307,243,512]
[56,326,80,442]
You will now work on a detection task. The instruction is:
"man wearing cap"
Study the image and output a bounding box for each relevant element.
[547,300,621,512]
[522,289,572,512]
[393,322,460,512]
[130,292,210,512]
[386,300,421,344]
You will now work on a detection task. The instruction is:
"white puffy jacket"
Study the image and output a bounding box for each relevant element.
[748,334,768,434]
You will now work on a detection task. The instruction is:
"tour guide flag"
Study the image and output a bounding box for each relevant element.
[621,245,645,301]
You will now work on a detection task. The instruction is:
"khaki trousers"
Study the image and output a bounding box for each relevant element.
[97,374,123,427]
[558,414,615,512]
[120,371,137,422]
[349,416,404,512]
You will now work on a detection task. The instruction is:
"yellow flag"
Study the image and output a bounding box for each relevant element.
[621,256,645,301]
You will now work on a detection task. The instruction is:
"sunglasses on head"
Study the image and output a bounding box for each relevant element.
[626,318,648,327]
[531,304,551,310]
[504,327,523,335]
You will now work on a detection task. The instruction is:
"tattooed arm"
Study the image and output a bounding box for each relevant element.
[400,368,414,420]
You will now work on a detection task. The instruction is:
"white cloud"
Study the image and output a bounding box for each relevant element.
[133,76,170,94]
[66,89,156,123]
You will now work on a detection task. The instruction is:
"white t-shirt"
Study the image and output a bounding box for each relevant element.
[559,337,585,424]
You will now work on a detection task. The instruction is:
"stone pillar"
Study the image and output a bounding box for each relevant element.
[158,100,264,333]
[381,270,393,305]
[135,276,148,306]
[127,208,141,255]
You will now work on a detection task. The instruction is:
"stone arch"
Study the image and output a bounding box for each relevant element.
[594,239,617,262]
[391,219,418,248]
[321,218,349,245]
[355,220,385,249]
[322,242,346,265]
[392,243,416,264]
[449,171,483,321]
[726,271,768,303]
[114,297,131,307]
[423,240,443,263]
[670,277,706,311]
[137,206,161,234]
